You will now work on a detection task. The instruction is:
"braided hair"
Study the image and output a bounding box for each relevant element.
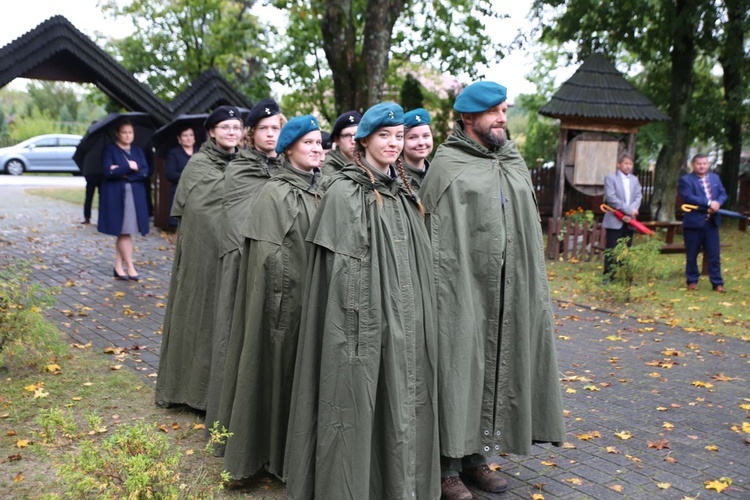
[394,156,425,217]
[353,148,383,207]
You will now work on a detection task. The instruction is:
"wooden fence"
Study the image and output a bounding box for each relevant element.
[545,219,607,262]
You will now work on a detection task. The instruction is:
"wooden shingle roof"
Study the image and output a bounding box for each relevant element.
[539,53,668,123]
[0,16,253,124]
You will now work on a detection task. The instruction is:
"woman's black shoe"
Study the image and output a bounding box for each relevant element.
[113,268,128,280]
[128,274,140,282]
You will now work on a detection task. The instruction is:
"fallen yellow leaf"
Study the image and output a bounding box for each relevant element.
[13,472,24,483]
[656,482,671,489]
[605,446,620,454]
[609,484,623,492]
[614,430,633,440]
[110,365,123,371]
[193,423,206,430]
[16,439,29,448]
[704,444,719,452]
[691,380,714,388]
[564,477,583,486]
[185,449,195,456]
[704,479,729,493]
[45,364,61,373]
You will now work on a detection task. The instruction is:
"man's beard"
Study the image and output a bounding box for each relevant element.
[472,121,507,151]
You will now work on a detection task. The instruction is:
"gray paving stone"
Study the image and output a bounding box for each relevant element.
[1,185,748,498]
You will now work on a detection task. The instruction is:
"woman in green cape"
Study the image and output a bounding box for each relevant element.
[215,115,322,482]
[155,106,242,410]
[284,102,440,500]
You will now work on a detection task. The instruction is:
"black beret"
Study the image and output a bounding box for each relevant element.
[321,131,333,150]
[245,98,281,128]
[331,110,362,140]
[204,105,243,130]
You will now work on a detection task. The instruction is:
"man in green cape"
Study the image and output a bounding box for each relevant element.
[204,98,283,435]
[155,106,242,410]
[419,82,565,500]
[217,115,322,482]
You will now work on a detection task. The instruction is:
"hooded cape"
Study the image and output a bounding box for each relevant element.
[204,147,281,431]
[155,140,233,410]
[215,162,319,480]
[284,163,440,500]
[419,123,565,457]
[320,147,349,177]
[403,158,429,194]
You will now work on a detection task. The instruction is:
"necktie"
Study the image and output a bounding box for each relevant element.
[702,177,712,201]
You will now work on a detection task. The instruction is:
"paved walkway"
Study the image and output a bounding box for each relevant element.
[1,185,748,499]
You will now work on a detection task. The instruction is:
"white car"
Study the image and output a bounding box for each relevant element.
[0,134,83,175]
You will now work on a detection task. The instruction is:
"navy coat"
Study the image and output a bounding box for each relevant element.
[97,142,151,236]
[678,172,728,229]
[165,146,192,226]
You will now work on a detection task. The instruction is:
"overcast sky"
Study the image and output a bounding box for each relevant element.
[0,0,572,103]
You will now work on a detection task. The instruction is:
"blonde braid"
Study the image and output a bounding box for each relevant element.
[354,150,383,207]
[395,157,425,217]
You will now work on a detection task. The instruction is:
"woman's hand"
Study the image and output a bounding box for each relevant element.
[128,160,138,171]
[110,164,118,171]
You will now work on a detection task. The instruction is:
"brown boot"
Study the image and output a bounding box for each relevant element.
[461,464,508,493]
[441,475,472,500]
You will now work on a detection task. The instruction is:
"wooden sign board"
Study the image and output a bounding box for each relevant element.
[573,141,619,186]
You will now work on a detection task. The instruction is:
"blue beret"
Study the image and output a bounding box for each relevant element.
[321,131,333,150]
[453,81,507,113]
[403,108,431,129]
[354,102,404,140]
[245,98,281,128]
[331,110,362,139]
[205,105,243,130]
[276,115,320,153]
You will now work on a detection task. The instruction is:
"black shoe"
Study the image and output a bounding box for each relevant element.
[113,268,128,280]
[128,274,140,282]
[81,219,90,224]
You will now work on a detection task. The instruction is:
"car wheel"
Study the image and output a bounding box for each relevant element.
[5,159,25,176]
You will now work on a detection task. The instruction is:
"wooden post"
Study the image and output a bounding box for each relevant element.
[552,127,568,220]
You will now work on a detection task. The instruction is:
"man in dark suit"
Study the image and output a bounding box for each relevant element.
[678,153,728,292]
[602,152,642,279]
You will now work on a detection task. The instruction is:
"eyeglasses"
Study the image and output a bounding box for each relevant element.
[216,125,243,132]
[339,133,355,140]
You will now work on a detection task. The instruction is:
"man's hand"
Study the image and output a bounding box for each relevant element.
[622,215,632,223]
[128,160,138,171]
[631,209,639,218]
[708,200,720,214]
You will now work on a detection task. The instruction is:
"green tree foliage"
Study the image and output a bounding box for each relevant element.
[400,73,424,112]
[101,0,271,101]
[270,0,504,115]
[26,81,81,123]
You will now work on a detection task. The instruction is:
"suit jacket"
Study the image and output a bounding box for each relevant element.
[602,171,642,229]
[678,172,728,229]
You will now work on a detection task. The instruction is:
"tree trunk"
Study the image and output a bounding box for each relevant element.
[650,0,698,221]
[321,0,406,115]
[718,0,748,209]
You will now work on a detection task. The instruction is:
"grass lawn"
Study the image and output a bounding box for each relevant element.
[546,223,750,338]
[25,187,95,208]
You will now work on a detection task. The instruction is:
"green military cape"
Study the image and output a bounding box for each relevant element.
[216,162,320,480]
[285,163,440,500]
[403,158,429,194]
[204,148,281,433]
[320,147,349,177]
[155,140,233,410]
[419,122,565,457]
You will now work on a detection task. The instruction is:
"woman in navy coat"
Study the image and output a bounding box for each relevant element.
[97,118,150,281]
[165,125,196,229]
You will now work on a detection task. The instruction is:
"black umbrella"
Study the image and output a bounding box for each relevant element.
[149,113,209,159]
[73,112,157,175]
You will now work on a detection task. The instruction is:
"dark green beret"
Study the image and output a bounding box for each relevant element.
[404,108,431,129]
[453,81,507,113]
[204,105,243,130]
[354,102,404,140]
[276,115,320,153]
